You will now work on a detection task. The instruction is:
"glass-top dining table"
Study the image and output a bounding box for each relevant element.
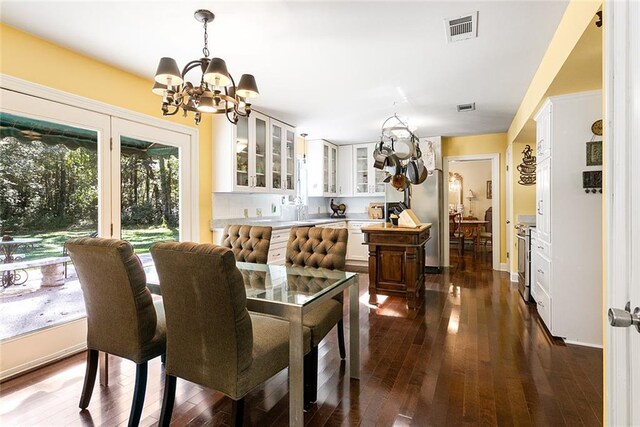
[145,261,360,427]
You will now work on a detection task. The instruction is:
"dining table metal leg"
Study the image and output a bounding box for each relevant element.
[289,309,304,427]
[349,275,360,379]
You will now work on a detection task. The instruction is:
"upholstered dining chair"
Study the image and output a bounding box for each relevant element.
[65,237,166,427]
[450,213,465,265]
[221,224,272,264]
[480,207,493,251]
[284,226,348,408]
[149,241,311,427]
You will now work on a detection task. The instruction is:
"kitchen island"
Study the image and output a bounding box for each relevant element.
[362,222,431,309]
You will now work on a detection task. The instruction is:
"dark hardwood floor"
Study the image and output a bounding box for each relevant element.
[0,250,603,426]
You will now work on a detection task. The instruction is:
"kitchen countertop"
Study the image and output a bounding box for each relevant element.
[361,222,432,233]
[210,214,384,231]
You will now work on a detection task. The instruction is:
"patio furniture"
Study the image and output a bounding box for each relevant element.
[0,237,42,287]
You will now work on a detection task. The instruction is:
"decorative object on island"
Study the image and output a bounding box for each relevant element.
[362,222,432,310]
[373,114,432,191]
[586,140,603,166]
[329,199,346,218]
[517,144,536,185]
[368,202,384,219]
[583,171,603,193]
[152,9,259,125]
[486,180,492,199]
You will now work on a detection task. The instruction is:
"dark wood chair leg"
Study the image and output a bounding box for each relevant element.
[159,374,177,427]
[303,346,318,409]
[337,319,346,360]
[128,362,148,427]
[79,349,99,409]
[231,398,245,427]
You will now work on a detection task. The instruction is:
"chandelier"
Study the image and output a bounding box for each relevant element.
[152,9,259,125]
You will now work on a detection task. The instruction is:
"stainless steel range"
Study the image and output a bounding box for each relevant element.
[515,223,535,302]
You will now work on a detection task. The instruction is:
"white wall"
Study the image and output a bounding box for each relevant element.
[448,160,492,219]
[212,193,286,219]
[308,196,385,215]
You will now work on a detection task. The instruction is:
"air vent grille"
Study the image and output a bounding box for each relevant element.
[457,103,476,112]
[445,11,478,42]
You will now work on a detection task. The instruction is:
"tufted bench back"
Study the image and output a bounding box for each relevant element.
[285,227,348,270]
[221,225,272,264]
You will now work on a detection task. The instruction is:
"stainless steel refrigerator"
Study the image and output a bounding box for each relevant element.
[386,137,444,272]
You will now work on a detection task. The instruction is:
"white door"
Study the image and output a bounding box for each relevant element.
[604,1,640,424]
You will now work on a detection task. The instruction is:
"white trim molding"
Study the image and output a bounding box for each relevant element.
[443,153,501,271]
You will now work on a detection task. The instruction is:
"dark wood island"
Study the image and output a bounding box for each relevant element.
[362,222,431,309]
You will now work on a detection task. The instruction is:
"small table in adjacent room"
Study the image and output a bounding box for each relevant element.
[362,222,431,309]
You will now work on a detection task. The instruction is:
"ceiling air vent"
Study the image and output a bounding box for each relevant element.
[445,11,478,43]
[457,103,476,112]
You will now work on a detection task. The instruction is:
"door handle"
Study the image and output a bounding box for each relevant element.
[608,302,640,332]
[506,220,511,224]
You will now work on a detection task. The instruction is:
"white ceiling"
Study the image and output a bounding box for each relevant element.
[1,1,568,144]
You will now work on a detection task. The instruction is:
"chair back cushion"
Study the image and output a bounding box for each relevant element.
[484,207,493,233]
[65,237,163,363]
[150,241,253,394]
[221,225,272,264]
[285,227,348,270]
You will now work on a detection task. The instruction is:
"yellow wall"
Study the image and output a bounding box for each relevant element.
[0,24,213,242]
[510,141,537,271]
[442,133,509,265]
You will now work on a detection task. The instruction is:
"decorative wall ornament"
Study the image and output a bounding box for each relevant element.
[517,144,536,186]
[586,140,603,166]
[486,180,492,199]
[583,171,602,193]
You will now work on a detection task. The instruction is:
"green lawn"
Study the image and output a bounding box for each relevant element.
[13,227,179,261]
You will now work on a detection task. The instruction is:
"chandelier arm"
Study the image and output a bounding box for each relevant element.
[162,104,181,116]
[181,60,205,80]
[225,109,237,125]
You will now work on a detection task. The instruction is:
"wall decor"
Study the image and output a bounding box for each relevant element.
[586,140,603,166]
[583,171,602,193]
[517,144,536,186]
[591,119,603,136]
[486,180,492,199]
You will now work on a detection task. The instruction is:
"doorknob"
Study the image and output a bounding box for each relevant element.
[506,220,511,224]
[608,301,640,332]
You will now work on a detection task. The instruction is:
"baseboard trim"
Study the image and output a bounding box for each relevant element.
[510,272,519,282]
[563,339,603,349]
[499,263,508,272]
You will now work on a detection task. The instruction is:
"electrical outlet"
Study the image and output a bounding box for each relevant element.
[256,208,262,217]
[243,208,248,218]
[271,203,276,213]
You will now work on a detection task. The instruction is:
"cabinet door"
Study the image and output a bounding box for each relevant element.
[285,127,296,193]
[270,121,283,191]
[330,145,337,194]
[354,145,370,195]
[253,114,268,191]
[323,144,329,193]
[369,144,386,195]
[347,229,367,261]
[234,115,251,190]
[536,158,551,242]
[337,145,353,196]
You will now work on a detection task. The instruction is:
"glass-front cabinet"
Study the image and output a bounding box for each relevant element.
[213,113,295,194]
[307,139,338,197]
[352,143,385,196]
[270,119,296,194]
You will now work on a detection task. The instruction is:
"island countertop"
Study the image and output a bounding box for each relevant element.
[361,222,432,233]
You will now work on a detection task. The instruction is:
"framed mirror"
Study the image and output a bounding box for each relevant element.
[448,172,463,211]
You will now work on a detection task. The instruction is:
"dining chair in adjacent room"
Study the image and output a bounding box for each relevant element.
[480,207,493,252]
[65,237,166,427]
[285,226,349,408]
[150,241,311,427]
[450,213,465,266]
[220,224,272,264]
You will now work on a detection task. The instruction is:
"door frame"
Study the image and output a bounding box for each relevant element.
[442,153,500,270]
[604,0,640,424]
[0,75,199,380]
[505,145,514,277]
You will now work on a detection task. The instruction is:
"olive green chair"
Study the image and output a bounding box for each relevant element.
[150,241,311,427]
[285,226,349,407]
[65,237,166,427]
[220,224,272,264]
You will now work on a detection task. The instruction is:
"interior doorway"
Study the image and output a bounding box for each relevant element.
[443,154,500,270]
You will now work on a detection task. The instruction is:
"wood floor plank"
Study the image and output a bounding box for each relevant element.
[0,252,603,426]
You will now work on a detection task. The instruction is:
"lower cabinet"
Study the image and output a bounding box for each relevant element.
[347,222,369,262]
[267,228,290,265]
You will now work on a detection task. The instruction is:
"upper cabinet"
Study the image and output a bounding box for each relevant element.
[352,143,385,196]
[307,139,338,197]
[270,119,296,195]
[212,113,296,193]
[337,145,353,196]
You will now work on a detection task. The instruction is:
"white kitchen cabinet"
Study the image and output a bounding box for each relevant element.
[346,221,370,262]
[337,145,353,196]
[315,221,347,229]
[268,227,291,265]
[352,143,385,196]
[531,91,602,347]
[270,119,296,194]
[211,112,268,193]
[307,139,338,197]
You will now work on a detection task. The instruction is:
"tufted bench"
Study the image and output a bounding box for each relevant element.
[221,225,272,264]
